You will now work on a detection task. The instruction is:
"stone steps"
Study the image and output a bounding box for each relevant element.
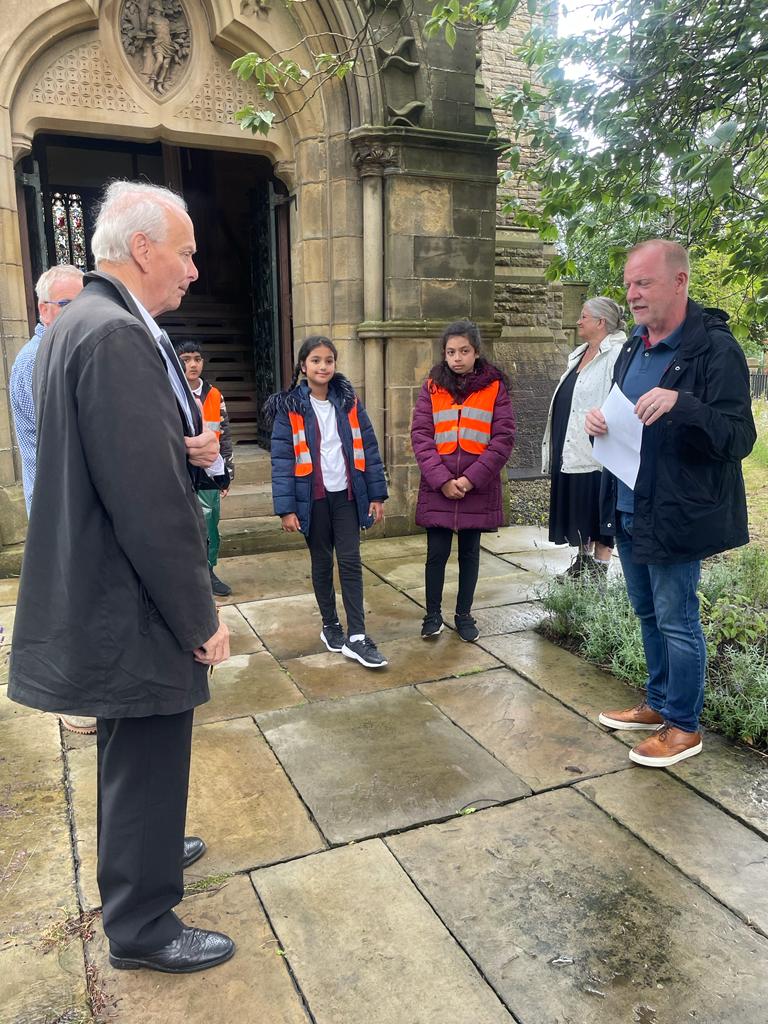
[219,515,304,557]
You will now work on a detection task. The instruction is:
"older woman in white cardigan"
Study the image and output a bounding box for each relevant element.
[542,296,627,579]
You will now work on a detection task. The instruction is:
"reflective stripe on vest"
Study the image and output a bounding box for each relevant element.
[201,387,222,441]
[429,379,500,454]
[287,401,366,476]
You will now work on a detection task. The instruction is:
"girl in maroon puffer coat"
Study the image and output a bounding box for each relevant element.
[411,320,515,642]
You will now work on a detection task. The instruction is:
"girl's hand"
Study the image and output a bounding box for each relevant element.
[441,479,465,500]
[220,488,229,499]
[369,501,385,525]
[281,513,301,532]
[455,476,474,494]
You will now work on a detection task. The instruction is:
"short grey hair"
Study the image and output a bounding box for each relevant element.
[35,265,83,301]
[91,181,188,264]
[584,296,626,333]
[628,239,690,274]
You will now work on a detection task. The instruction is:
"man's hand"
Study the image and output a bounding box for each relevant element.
[185,429,220,468]
[369,500,385,524]
[220,488,229,499]
[455,476,474,495]
[441,479,466,500]
[194,620,230,665]
[281,513,301,532]
[636,387,679,426]
[585,407,608,436]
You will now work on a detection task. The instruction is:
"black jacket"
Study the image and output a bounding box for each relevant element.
[599,300,756,564]
[8,272,218,718]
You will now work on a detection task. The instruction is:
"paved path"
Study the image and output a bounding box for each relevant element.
[2,527,768,1024]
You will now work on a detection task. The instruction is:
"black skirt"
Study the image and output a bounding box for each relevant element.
[547,368,613,548]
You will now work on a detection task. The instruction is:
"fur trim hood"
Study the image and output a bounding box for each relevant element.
[263,373,357,425]
[427,359,509,402]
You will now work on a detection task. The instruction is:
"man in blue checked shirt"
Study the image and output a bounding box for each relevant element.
[10,264,83,514]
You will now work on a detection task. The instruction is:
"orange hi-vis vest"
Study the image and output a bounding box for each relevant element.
[201,387,222,439]
[288,400,366,477]
[429,379,500,454]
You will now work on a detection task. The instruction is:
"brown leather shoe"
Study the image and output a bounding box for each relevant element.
[629,724,702,767]
[598,701,664,731]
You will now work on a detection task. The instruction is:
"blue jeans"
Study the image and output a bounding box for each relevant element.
[616,512,706,732]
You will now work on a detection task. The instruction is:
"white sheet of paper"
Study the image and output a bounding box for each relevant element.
[592,384,643,490]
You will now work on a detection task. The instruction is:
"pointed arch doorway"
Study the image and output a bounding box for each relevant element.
[17,132,293,445]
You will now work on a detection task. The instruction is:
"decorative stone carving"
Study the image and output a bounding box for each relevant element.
[352,143,400,176]
[176,49,266,123]
[120,0,191,97]
[30,40,143,113]
[240,0,271,16]
[377,36,419,73]
[387,101,425,127]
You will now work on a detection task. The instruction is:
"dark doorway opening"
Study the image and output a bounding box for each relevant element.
[16,134,292,445]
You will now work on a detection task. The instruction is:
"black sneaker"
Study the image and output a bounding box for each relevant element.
[421,614,444,639]
[209,567,232,597]
[454,614,479,642]
[341,636,388,668]
[321,622,346,652]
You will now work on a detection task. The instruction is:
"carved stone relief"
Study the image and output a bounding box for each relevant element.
[240,0,271,16]
[30,40,143,113]
[176,49,266,123]
[352,142,400,176]
[120,0,191,97]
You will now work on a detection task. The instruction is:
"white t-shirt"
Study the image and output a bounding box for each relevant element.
[309,395,347,492]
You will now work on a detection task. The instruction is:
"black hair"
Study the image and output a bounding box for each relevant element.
[429,320,511,396]
[176,340,203,358]
[290,335,338,388]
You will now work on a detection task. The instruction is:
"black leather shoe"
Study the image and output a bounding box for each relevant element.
[109,927,235,974]
[183,836,207,870]
[210,567,232,597]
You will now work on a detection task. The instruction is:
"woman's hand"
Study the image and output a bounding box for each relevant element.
[585,407,607,436]
[369,501,385,524]
[281,513,301,532]
[441,479,466,500]
[455,476,474,495]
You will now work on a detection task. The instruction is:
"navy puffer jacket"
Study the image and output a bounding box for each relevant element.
[267,375,388,534]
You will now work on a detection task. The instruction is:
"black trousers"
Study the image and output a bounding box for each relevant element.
[96,709,194,955]
[425,527,481,616]
[305,490,365,636]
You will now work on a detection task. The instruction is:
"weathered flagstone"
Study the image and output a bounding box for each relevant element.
[0,577,19,607]
[217,604,264,655]
[86,875,309,1024]
[194,651,305,725]
[254,841,514,1024]
[361,533,427,559]
[239,585,422,661]
[257,687,530,844]
[470,602,547,636]
[0,682,40,723]
[388,789,768,1024]
[420,668,629,791]
[211,551,313,606]
[0,715,78,942]
[0,936,89,1023]
[281,633,501,701]
[68,717,325,908]
[577,770,768,937]
[0,603,15,637]
[363,549,516,592]
[497,547,575,575]
[408,568,546,610]
[479,525,553,554]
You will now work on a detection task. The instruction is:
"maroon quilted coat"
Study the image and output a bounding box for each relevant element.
[411,362,515,531]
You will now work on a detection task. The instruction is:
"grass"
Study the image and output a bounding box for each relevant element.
[744,399,768,546]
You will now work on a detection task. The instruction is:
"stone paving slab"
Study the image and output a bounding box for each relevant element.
[194,651,305,725]
[1,936,89,1023]
[217,604,265,655]
[479,525,553,554]
[481,630,768,837]
[388,789,768,1024]
[0,577,19,607]
[407,569,546,610]
[470,602,547,637]
[212,551,313,606]
[254,841,514,1024]
[577,769,768,937]
[281,633,501,701]
[363,549,517,592]
[420,668,629,791]
[0,715,79,942]
[0,603,15,637]
[239,585,423,661]
[0,682,40,723]
[257,687,530,844]
[68,717,325,908]
[86,875,309,1024]
[361,533,427,559]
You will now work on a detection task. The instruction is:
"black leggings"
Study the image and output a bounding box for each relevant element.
[305,490,366,636]
[425,527,481,617]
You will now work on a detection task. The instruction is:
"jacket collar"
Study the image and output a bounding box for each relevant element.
[83,270,153,329]
[567,330,627,368]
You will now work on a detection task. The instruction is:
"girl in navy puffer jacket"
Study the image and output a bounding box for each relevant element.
[411,320,515,642]
[266,336,389,668]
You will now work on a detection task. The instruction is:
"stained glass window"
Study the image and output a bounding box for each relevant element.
[49,192,87,270]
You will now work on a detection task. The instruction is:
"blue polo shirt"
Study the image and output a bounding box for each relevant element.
[616,324,683,513]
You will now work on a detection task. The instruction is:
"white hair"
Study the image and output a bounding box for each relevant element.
[35,265,83,301]
[583,296,626,333]
[91,181,188,264]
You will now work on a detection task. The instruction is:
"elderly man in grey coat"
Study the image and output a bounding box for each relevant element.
[9,182,235,973]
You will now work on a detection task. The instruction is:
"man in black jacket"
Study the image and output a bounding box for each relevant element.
[9,182,235,972]
[586,240,756,767]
